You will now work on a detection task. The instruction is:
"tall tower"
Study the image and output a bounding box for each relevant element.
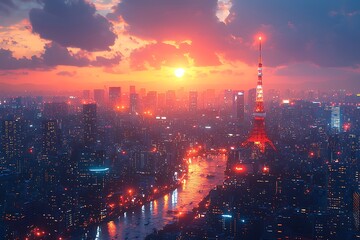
[242,37,275,153]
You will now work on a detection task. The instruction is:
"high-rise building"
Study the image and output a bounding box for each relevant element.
[248,88,256,113]
[83,103,97,146]
[223,89,233,111]
[109,87,121,107]
[42,120,60,157]
[327,162,350,238]
[143,91,157,113]
[204,89,216,109]
[189,91,198,112]
[1,119,25,171]
[242,37,275,153]
[327,162,348,212]
[130,93,139,114]
[233,90,245,122]
[166,90,176,111]
[130,85,136,94]
[93,89,105,105]
[331,106,341,132]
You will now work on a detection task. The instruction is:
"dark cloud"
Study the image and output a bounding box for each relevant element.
[0,0,17,15]
[227,0,360,67]
[29,0,117,51]
[42,42,90,67]
[0,48,42,70]
[0,43,121,70]
[0,0,40,26]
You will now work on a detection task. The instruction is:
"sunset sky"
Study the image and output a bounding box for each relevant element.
[0,0,360,92]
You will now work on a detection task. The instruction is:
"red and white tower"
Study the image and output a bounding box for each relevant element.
[242,37,275,153]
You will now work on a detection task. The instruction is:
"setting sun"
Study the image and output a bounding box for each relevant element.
[174,68,185,78]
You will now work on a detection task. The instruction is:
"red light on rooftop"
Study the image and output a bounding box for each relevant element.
[343,123,350,131]
[235,166,244,172]
[263,166,269,172]
[258,36,262,41]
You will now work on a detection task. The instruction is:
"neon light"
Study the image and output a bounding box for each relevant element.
[222,214,232,218]
[89,167,109,172]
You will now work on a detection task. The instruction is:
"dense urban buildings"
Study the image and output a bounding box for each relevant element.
[0,82,360,239]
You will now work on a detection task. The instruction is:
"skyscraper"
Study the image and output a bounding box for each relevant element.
[233,90,245,122]
[166,90,176,111]
[93,89,105,105]
[189,91,198,112]
[144,91,157,112]
[130,85,136,94]
[130,93,139,114]
[1,119,25,172]
[331,106,341,132]
[223,89,233,111]
[83,103,97,146]
[109,87,121,108]
[42,120,60,157]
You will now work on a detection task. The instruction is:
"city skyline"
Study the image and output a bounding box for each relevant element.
[1,0,360,92]
[2,1,360,239]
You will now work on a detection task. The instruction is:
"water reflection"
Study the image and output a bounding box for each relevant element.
[107,221,116,238]
[97,155,226,239]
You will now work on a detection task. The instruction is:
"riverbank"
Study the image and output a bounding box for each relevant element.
[145,189,213,239]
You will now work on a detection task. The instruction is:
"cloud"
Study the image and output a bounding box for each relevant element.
[56,71,76,77]
[42,42,90,67]
[0,48,42,70]
[0,0,17,15]
[0,0,40,26]
[129,42,189,70]
[228,0,360,67]
[0,42,121,70]
[29,0,117,51]
[109,0,360,69]
[109,0,228,68]
[92,53,122,67]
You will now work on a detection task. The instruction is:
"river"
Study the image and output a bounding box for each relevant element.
[90,154,226,240]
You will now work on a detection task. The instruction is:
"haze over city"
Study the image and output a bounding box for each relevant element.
[0,0,360,92]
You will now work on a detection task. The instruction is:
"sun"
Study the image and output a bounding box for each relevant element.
[174,68,185,78]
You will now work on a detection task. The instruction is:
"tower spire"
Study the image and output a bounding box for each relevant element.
[259,36,262,64]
